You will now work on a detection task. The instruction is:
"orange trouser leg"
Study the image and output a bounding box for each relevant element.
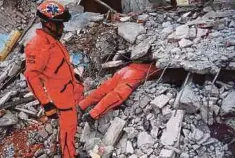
[89,82,139,119]
[79,73,122,111]
[59,107,77,158]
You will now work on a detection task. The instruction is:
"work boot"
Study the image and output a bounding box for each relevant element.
[82,113,95,128]
[75,151,91,158]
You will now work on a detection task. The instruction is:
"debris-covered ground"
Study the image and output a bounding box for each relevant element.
[0,0,235,157]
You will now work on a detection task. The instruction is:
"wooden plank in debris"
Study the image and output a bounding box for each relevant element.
[103,117,126,146]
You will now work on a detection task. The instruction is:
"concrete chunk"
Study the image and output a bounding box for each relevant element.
[63,32,74,42]
[126,141,134,154]
[137,132,154,148]
[221,90,235,115]
[81,123,92,143]
[8,62,21,77]
[151,94,170,109]
[139,96,151,108]
[178,85,201,113]
[161,110,184,146]
[84,138,102,151]
[197,28,209,37]
[179,38,193,48]
[175,25,189,39]
[131,36,155,60]
[0,70,8,84]
[0,91,17,106]
[0,111,18,126]
[118,22,146,44]
[103,117,126,146]
[159,149,175,158]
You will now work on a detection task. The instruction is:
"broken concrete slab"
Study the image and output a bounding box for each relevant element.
[186,17,215,27]
[123,127,138,139]
[0,111,18,126]
[118,22,146,44]
[116,133,128,154]
[150,119,160,138]
[179,38,193,48]
[188,27,197,39]
[120,17,131,22]
[203,10,234,19]
[0,91,17,106]
[129,154,138,158]
[18,111,28,120]
[102,146,114,158]
[197,28,209,38]
[103,117,126,146]
[138,14,149,22]
[191,129,204,141]
[126,141,134,154]
[161,110,184,146]
[63,32,74,42]
[175,25,189,39]
[101,60,126,68]
[221,90,235,115]
[85,138,102,151]
[159,149,175,158]
[131,36,156,60]
[81,122,92,143]
[38,128,49,139]
[151,94,170,109]
[0,70,8,84]
[8,62,21,77]
[178,85,201,113]
[137,132,154,148]
[162,26,174,35]
[139,96,151,108]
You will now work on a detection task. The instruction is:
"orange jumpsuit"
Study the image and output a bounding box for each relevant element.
[79,63,159,119]
[24,29,83,158]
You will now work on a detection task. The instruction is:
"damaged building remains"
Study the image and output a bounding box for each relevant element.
[0,0,235,157]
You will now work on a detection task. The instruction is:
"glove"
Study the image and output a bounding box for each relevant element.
[43,102,58,119]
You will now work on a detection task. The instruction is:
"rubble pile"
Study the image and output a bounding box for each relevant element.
[1,80,233,157]
[0,0,36,33]
[65,6,235,76]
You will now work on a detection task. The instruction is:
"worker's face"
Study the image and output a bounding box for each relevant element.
[45,21,64,38]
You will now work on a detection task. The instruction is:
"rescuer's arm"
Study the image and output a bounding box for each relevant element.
[24,45,50,105]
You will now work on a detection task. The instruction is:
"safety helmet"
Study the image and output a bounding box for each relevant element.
[36,1,71,22]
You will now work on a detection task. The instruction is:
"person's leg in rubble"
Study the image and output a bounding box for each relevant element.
[79,67,128,111]
[58,106,77,158]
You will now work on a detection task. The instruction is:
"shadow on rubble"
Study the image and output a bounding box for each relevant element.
[209,122,235,156]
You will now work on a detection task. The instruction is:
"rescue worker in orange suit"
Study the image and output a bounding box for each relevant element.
[79,62,160,124]
[24,1,90,158]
